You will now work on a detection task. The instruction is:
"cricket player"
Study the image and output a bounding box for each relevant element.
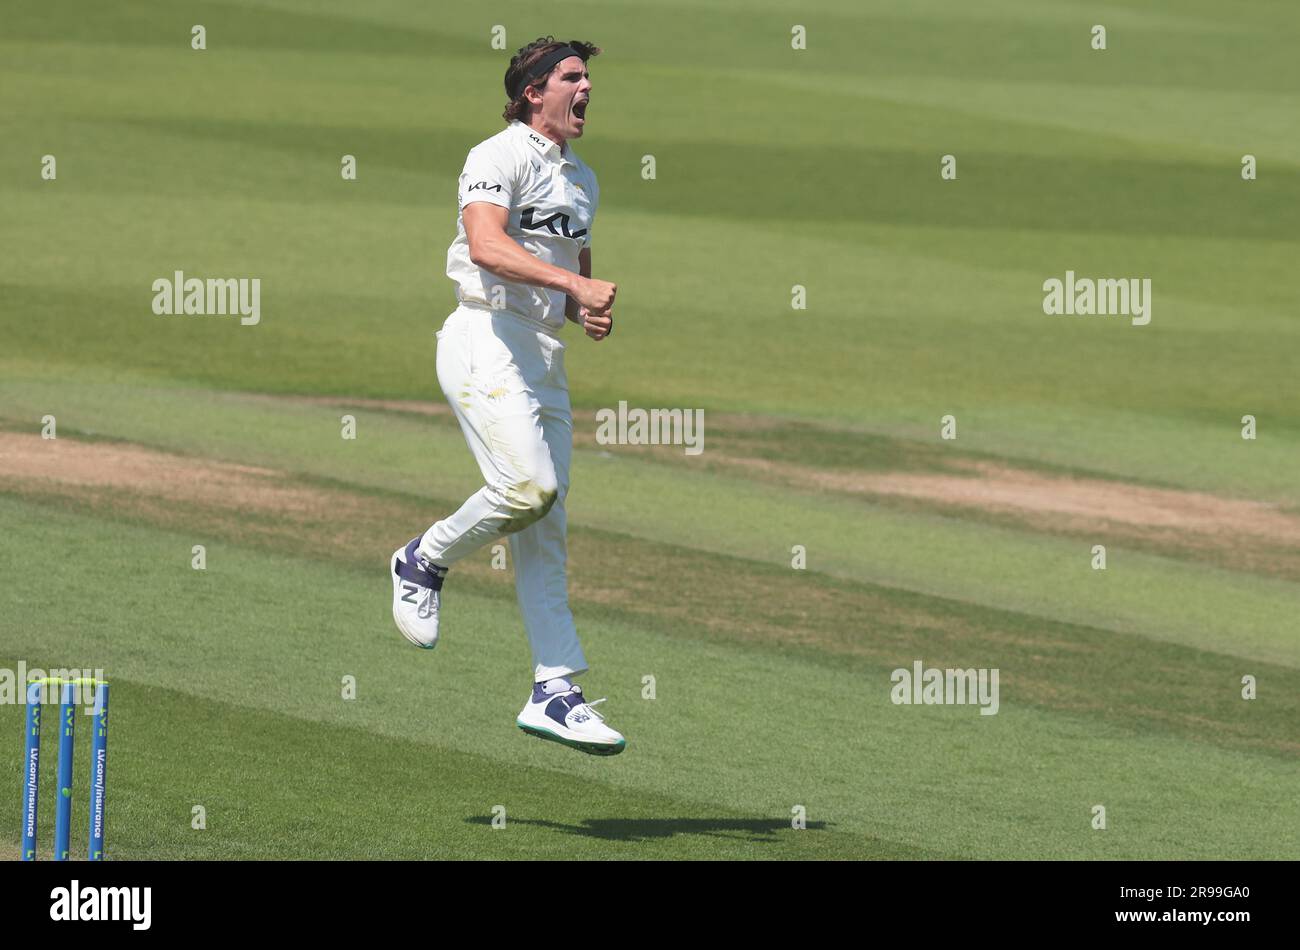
[390,37,625,755]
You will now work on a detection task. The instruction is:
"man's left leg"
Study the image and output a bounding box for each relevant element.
[509,396,584,681]
[512,384,626,755]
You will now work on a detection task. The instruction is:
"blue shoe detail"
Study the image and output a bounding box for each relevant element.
[394,538,446,589]
[544,693,583,728]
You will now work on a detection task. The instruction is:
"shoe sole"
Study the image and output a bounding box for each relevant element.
[390,551,438,650]
[516,720,626,756]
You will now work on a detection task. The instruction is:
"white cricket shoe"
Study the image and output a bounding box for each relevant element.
[390,538,447,649]
[517,680,626,756]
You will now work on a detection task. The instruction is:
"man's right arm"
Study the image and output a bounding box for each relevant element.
[464,202,616,314]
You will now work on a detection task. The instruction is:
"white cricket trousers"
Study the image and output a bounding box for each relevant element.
[418,304,587,682]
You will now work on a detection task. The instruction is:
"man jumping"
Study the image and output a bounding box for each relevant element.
[390,37,625,755]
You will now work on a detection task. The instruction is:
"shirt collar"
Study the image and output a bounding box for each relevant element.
[511,120,573,165]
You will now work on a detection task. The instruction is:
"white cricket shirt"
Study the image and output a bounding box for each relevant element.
[445,119,599,332]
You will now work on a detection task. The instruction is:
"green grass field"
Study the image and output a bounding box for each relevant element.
[1,0,1297,860]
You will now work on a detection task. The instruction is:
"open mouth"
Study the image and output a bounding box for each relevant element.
[573,99,588,120]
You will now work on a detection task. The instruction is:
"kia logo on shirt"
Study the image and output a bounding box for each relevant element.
[519,207,587,239]
[467,181,503,193]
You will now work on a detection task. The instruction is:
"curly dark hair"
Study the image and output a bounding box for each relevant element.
[502,36,601,123]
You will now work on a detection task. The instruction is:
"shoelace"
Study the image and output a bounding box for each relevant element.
[417,589,436,619]
[574,696,607,721]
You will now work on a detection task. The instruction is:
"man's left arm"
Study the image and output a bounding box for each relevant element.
[567,248,613,341]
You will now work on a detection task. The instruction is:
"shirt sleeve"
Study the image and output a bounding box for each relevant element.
[585,172,600,247]
[458,142,516,211]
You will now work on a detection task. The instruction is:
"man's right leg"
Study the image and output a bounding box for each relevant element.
[420,311,560,564]
[391,309,557,648]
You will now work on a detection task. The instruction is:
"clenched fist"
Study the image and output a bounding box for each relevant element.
[579,306,613,341]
